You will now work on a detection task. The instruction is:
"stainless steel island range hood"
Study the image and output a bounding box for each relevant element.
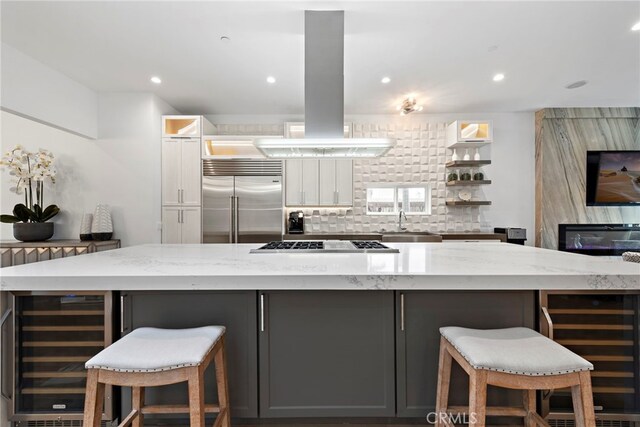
[254,11,395,158]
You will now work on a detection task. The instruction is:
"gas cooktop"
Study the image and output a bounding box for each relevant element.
[250,240,399,254]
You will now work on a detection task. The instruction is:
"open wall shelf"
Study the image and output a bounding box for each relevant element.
[446,160,492,168]
[446,180,492,186]
[445,200,492,206]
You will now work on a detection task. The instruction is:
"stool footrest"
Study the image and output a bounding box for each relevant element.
[141,404,221,414]
[213,408,229,427]
[117,409,139,427]
[447,405,528,417]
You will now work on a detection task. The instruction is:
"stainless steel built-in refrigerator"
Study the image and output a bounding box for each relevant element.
[202,159,283,243]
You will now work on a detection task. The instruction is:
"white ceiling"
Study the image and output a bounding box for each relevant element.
[2,1,639,115]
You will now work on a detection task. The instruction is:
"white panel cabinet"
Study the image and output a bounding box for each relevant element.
[286,159,352,206]
[162,207,201,244]
[162,138,201,206]
[180,139,202,205]
[285,159,319,206]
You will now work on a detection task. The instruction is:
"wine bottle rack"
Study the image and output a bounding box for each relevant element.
[7,292,114,423]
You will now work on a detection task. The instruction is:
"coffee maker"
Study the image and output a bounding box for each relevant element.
[288,211,304,234]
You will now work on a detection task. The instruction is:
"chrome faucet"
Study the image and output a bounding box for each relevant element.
[398,210,408,231]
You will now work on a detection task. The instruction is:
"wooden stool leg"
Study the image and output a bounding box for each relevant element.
[188,367,206,427]
[468,369,487,427]
[83,369,105,427]
[523,390,536,427]
[571,372,596,427]
[132,386,145,427]
[435,337,453,427]
[215,338,231,427]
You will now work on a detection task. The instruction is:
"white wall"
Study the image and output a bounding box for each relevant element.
[1,43,99,139]
[207,112,536,243]
[0,93,178,246]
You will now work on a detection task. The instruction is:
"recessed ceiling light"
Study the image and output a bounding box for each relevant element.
[266,76,276,84]
[487,45,499,52]
[220,36,231,42]
[565,80,588,89]
[632,22,640,31]
[492,73,505,82]
[381,77,391,84]
[150,76,162,84]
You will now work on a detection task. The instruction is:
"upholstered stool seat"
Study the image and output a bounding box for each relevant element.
[436,327,596,427]
[86,326,225,372]
[82,326,230,427]
[440,326,593,376]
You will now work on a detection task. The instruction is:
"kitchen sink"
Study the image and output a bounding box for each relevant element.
[381,232,443,243]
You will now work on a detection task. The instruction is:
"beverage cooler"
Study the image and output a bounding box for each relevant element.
[2,292,114,425]
[540,291,640,426]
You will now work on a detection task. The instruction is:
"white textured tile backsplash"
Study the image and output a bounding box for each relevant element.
[215,121,484,233]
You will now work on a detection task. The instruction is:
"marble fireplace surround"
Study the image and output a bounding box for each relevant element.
[535,107,640,250]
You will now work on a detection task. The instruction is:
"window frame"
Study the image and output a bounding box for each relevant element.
[365,184,432,216]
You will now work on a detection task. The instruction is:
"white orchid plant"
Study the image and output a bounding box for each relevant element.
[0,145,60,223]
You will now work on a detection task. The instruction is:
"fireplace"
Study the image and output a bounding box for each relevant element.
[558,224,640,256]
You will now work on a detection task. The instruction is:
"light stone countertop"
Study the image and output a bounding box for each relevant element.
[0,242,638,291]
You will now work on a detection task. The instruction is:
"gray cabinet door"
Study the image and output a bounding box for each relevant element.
[121,291,258,419]
[396,291,535,417]
[259,291,395,417]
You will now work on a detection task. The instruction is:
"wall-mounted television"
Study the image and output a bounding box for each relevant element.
[586,150,640,206]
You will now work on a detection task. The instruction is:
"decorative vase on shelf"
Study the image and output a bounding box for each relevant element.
[91,204,113,240]
[463,149,471,161]
[80,213,93,241]
[451,149,459,161]
[473,148,481,161]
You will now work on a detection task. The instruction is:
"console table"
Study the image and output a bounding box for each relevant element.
[0,239,121,267]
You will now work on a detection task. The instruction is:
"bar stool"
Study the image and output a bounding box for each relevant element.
[82,326,230,427]
[435,327,595,427]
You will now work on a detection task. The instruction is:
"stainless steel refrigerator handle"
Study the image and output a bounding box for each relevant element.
[400,293,405,331]
[229,196,235,242]
[260,294,266,332]
[1,307,13,399]
[234,196,239,243]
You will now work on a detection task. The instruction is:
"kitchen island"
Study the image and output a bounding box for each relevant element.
[1,242,638,423]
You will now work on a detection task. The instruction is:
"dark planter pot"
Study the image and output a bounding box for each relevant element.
[13,222,54,242]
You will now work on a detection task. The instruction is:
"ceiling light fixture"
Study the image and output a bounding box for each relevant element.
[632,22,640,31]
[150,76,162,84]
[397,97,423,116]
[266,76,276,84]
[493,73,505,82]
[565,80,588,89]
[381,76,391,84]
[220,36,231,42]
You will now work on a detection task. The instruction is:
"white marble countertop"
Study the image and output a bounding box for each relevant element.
[1,242,638,291]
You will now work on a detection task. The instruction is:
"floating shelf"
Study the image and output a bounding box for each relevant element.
[446,201,492,206]
[446,180,492,186]
[446,160,491,168]
[447,141,491,149]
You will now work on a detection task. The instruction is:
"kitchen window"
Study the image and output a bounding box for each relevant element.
[366,185,431,215]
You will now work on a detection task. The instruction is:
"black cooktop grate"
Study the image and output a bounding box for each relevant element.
[259,241,324,250]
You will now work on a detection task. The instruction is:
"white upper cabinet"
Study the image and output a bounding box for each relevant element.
[284,123,353,207]
[446,120,493,148]
[162,138,201,206]
[285,159,319,206]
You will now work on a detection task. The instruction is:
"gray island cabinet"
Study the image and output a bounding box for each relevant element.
[1,242,638,425]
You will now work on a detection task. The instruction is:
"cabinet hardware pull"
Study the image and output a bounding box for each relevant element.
[0,308,12,399]
[400,293,405,331]
[260,294,266,332]
[178,189,181,204]
[229,196,234,243]
[120,296,125,334]
[181,189,185,203]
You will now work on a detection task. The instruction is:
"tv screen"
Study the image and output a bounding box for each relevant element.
[586,151,640,206]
